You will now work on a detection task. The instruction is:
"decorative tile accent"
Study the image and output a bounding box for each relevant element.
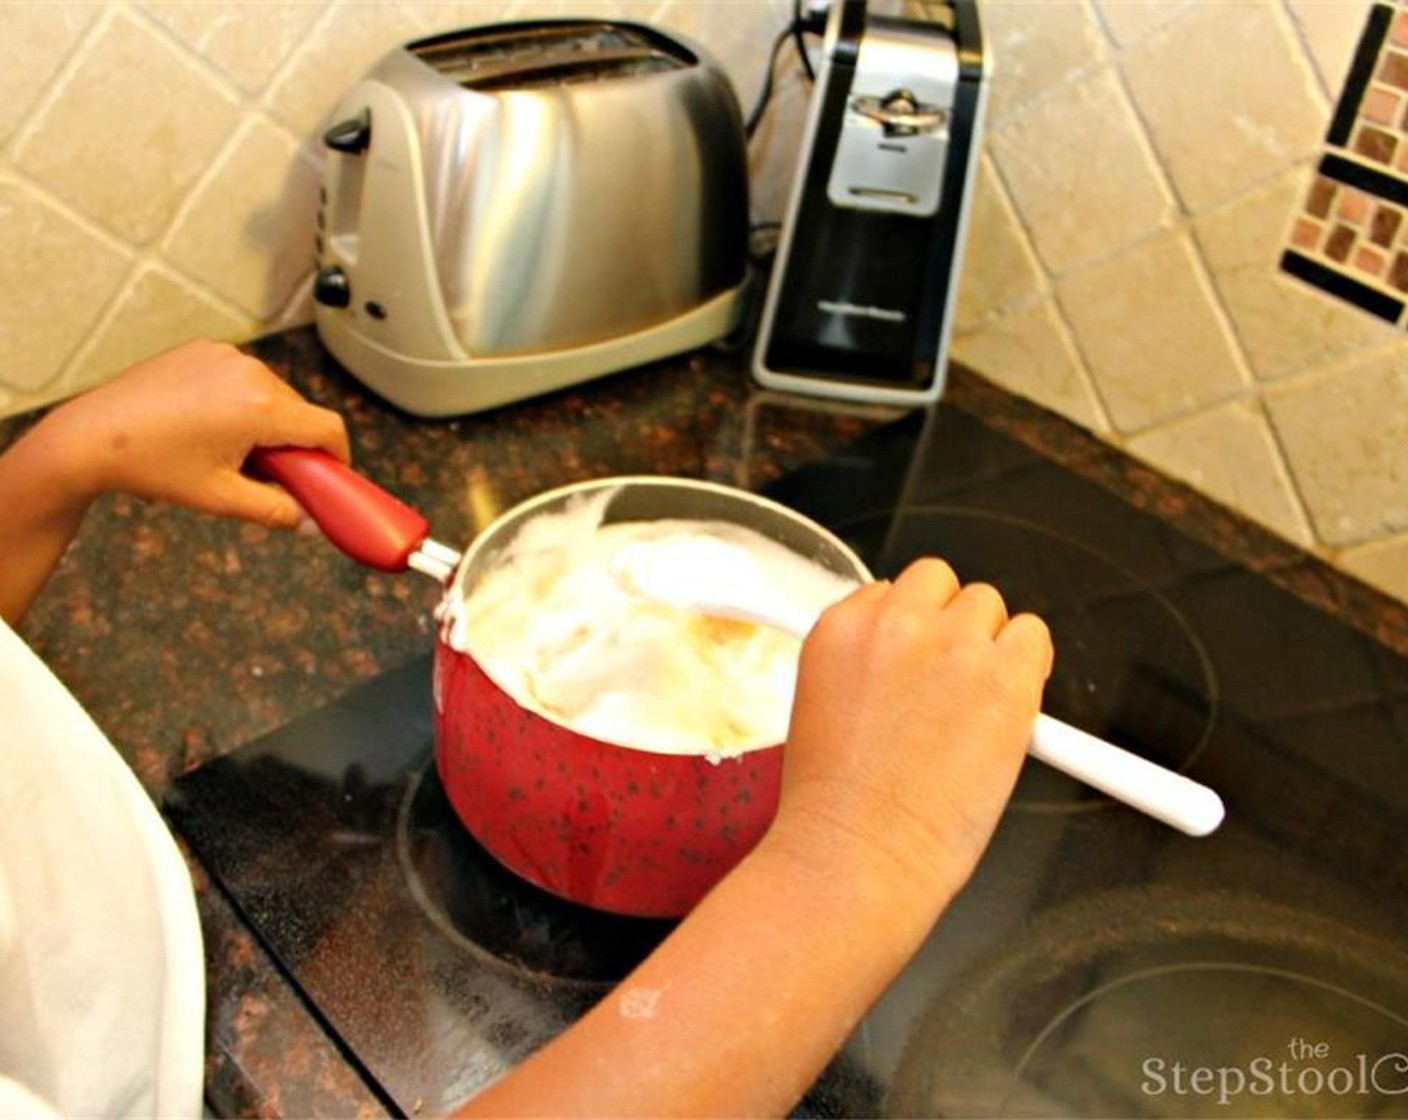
[1194,168,1397,383]
[1282,2,1408,326]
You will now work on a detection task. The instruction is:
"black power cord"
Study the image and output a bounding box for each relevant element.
[743,0,823,141]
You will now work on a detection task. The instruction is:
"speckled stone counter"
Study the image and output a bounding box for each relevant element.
[7,326,1407,1117]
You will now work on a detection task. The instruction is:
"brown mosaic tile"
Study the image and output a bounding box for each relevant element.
[1372,204,1402,246]
[1382,49,1408,91]
[1281,4,1408,329]
[1391,251,1408,292]
[1339,186,1372,222]
[1366,84,1401,124]
[1355,123,1399,162]
[1291,216,1323,250]
[1326,223,1357,262]
[1355,244,1387,275]
[1307,176,1336,218]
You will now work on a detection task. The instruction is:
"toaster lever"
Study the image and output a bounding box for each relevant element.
[324,109,371,155]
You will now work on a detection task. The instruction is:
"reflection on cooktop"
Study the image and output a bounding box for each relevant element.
[888,889,1408,1118]
[398,761,674,987]
[837,508,1218,813]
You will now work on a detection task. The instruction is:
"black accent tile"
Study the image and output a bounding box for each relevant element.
[1319,151,1408,209]
[1281,248,1405,323]
[1329,4,1395,146]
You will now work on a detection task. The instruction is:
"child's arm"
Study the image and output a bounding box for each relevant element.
[0,339,347,625]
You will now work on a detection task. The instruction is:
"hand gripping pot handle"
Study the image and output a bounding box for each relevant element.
[248,447,439,574]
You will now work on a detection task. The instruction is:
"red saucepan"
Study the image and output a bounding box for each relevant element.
[249,449,871,917]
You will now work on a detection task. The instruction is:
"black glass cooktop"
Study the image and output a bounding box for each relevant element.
[166,399,1408,1118]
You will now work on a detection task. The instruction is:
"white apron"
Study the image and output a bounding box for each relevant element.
[0,617,203,1118]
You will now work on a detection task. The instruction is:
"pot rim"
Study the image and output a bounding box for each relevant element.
[448,473,874,600]
[437,474,874,758]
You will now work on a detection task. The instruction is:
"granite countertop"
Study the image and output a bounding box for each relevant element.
[9,326,1408,1116]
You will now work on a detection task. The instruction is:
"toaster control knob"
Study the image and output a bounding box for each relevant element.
[323,109,370,155]
[314,266,351,308]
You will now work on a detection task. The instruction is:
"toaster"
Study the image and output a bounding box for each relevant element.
[753,0,987,406]
[313,21,750,417]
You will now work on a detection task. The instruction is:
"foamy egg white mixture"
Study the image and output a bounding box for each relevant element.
[439,488,860,757]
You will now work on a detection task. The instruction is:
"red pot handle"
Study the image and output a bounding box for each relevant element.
[248,447,429,573]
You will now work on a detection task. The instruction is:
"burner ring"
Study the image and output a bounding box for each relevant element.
[396,760,674,989]
[835,507,1220,815]
[888,887,1408,1118]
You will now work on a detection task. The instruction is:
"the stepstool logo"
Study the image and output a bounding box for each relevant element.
[1141,1037,1408,1107]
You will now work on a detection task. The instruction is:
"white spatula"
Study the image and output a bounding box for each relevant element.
[612,536,1225,837]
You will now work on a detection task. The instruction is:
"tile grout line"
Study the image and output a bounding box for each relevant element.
[51,98,265,396]
[974,0,1144,435]
[129,0,339,332]
[980,0,1334,552]
[256,0,345,128]
[1101,32,1290,473]
[974,143,1117,436]
[119,0,262,113]
[1276,0,1343,107]
[250,0,361,336]
[1179,174,1323,547]
[2,5,113,168]
[1255,323,1408,556]
[981,0,1194,137]
[6,1,279,399]
[1039,50,1192,437]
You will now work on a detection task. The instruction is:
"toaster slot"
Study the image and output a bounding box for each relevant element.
[409,22,691,91]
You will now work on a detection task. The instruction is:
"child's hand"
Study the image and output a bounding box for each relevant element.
[52,339,349,529]
[457,559,1053,1120]
[775,558,1053,914]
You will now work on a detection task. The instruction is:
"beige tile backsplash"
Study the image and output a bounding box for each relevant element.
[989,67,1174,275]
[1,0,1406,603]
[1055,229,1248,430]
[1119,2,1325,214]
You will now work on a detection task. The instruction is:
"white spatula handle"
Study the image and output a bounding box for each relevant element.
[1030,713,1224,836]
[610,539,1225,836]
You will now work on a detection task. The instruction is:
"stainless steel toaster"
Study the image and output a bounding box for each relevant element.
[313,21,750,417]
